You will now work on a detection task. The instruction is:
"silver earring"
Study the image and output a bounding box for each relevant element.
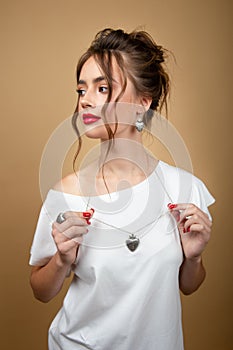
[135,118,144,132]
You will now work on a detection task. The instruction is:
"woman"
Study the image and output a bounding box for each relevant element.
[29,28,215,350]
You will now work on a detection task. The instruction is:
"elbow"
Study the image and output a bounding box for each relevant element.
[36,297,48,303]
[179,273,206,296]
[32,292,52,303]
[30,282,50,303]
[179,257,206,295]
[180,285,199,296]
[30,273,53,303]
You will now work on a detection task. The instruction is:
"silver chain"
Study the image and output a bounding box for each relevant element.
[85,169,174,237]
[154,170,174,203]
[92,212,166,236]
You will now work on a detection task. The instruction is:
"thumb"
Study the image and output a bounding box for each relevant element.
[170,209,180,223]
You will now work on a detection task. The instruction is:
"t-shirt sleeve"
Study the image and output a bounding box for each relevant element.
[190,176,215,221]
[29,190,87,266]
[158,162,215,219]
[29,200,57,266]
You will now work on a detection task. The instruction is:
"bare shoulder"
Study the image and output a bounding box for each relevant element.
[53,161,97,196]
[53,172,82,196]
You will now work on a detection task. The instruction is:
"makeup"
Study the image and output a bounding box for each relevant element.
[82,113,101,125]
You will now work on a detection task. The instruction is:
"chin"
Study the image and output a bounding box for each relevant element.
[84,126,108,140]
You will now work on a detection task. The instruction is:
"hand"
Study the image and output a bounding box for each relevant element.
[168,203,212,260]
[52,209,94,266]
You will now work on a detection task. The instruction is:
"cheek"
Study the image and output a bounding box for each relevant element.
[76,99,81,111]
[113,102,137,126]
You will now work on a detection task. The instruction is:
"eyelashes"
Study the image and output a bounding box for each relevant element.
[76,86,108,96]
[76,89,85,96]
[99,86,108,93]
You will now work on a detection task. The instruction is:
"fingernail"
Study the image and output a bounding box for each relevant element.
[187,227,190,232]
[83,212,91,218]
[85,219,91,225]
[183,228,186,233]
[168,203,177,209]
[90,208,95,214]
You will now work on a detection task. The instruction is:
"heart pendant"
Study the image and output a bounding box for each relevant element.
[126,234,140,252]
[135,120,144,132]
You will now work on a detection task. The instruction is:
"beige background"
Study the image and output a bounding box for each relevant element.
[1,0,232,349]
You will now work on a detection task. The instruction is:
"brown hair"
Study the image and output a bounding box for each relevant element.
[72,28,170,172]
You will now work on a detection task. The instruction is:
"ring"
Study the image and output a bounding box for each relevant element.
[56,212,66,224]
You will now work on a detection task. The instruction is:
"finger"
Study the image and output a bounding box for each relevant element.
[62,225,89,240]
[65,210,94,219]
[55,211,82,225]
[182,223,211,237]
[62,234,84,245]
[55,210,94,227]
[168,203,193,223]
[168,203,210,226]
[53,226,84,247]
[169,209,180,223]
[168,203,195,211]
[54,216,88,232]
[180,210,211,228]
[61,211,85,220]
[83,208,95,216]
[184,212,212,229]
[82,210,94,225]
[52,227,68,242]
[53,225,84,247]
[183,218,207,233]
[57,238,80,254]
[52,228,72,248]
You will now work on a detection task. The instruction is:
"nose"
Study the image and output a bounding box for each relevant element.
[80,99,93,109]
[80,92,96,110]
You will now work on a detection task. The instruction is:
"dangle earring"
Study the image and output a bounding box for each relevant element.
[135,109,145,132]
[135,118,144,132]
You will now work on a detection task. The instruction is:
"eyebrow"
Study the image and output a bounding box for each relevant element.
[77,76,106,85]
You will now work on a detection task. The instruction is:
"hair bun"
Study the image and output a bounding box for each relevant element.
[153,45,165,63]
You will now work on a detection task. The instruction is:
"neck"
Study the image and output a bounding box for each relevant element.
[78,137,158,196]
[98,138,151,178]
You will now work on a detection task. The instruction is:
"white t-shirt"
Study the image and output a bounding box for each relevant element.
[29,161,215,350]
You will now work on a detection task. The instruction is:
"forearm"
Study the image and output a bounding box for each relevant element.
[30,252,72,303]
[179,255,206,295]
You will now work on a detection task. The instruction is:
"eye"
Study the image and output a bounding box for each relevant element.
[99,86,108,93]
[76,88,86,96]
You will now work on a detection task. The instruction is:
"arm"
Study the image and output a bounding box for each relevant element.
[30,251,74,303]
[30,210,93,303]
[168,203,212,295]
[179,255,206,295]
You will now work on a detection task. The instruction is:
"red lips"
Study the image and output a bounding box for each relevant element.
[82,113,101,125]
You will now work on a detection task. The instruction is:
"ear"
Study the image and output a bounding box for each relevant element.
[140,96,152,112]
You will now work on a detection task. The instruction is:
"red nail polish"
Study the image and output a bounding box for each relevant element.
[83,212,91,218]
[90,208,95,213]
[85,219,91,225]
[168,203,177,209]
[183,228,186,233]
[187,227,190,232]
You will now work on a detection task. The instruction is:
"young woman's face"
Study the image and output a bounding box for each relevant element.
[76,56,147,140]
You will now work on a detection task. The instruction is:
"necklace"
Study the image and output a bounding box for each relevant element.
[86,168,174,252]
[92,214,166,251]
